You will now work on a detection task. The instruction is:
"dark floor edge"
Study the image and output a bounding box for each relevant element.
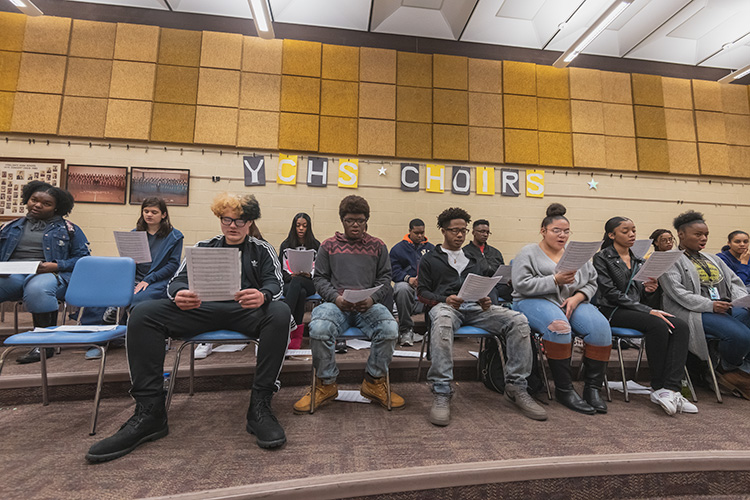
[141,450,750,500]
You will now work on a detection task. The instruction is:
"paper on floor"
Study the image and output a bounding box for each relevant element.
[286,349,313,356]
[335,390,371,403]
[393,350,421,358]
[607,380,652,394]
[345,339,371,350]
[469,351,479,359]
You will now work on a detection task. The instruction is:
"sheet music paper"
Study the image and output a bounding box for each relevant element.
[185,247,241,301]
[335,390,371,403]
[554,241,602,273]
[631,239,653,259]
[286,249,315,274]
[393,350,422,358]
[457,273,502,302]
[33,325,117,332]
[0,261,41,274]
[492,264,512,284]
[731,295,750,308]
[342,285,383,303]
[113,231,152,263]
[345,339,371,350]
[632,250,683,281]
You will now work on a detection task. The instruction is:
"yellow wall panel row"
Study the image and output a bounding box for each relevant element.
[243,37,282,74]
[469,126,503,163]
[536,66,568,99]
[668,140,700,175]
[722,84,750,115]
[569,68,601,101]
[397,86,431,123]
[360,47,396,84]
[16,53,67,94]
[58,96,107,138]
[110,60,156,101]
[571,100,603,135]
[632,74,664,107]
[504,95,537,130]
[322,45,359,82]
[11,92,61,134]
[634,105,667,139]
[398,52,431,88]
[194,105,238,146]
[319,115,357,155]
[601,71,632,104]
[602,103,634,137]
[240,72,280,111]
[539,131,572,167]
[605,136,637,171]
[69,19,116,60]
[503,61,535,96]
[505,129,538,165]
[105,98,152,140]
[154,64,199,105]
[0,12,26,52]
[699,142,730,176]
[433,89,467,125]
[321,79,358,117]
[237,109,278,149]
[0,91,15,132]
[538,98,570,133]
[159,28,202,67]
[279,112,318,151]
[695,111,727,144]
[573,133,605,168]
[397,122,431,159]
[196,68,240,108]
[662,77,693,109]
[359,118,395,156]
[469,58,501,94]
[151,102,195,144]
[0,51,22,92]
[469,92,502,128]
[433,124,468,161]
[23,16,71,55]
[65,58,112,98]
[693,79,723,112]
[201,31,242,70]
[360,83,395,120]
[114,23,159,63]
[434,54,467,90]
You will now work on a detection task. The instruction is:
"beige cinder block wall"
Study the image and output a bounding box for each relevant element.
[2,138,748,261]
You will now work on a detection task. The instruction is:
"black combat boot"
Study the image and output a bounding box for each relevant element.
[582,357,608,413]
[548,358,596,415]
[246,390,286,449]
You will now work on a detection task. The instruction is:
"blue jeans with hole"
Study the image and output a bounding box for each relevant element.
[0,273,67,313]
[513,299,611,347]
[308,302,398,384]
[702,308,750,372]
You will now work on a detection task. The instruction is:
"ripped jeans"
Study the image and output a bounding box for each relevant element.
[308,302,398,384]
[427,303,533,395]
[513,299,611,359]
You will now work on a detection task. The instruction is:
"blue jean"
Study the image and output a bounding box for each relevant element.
[513,299,611,347]
[702,308,750,371]
[308,302,398,383]
[428,303,532,395]
[0,273,67,313]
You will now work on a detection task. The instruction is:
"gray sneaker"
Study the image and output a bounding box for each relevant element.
[429,393,452,426]
[505,385,547,421]
[412,332,424,343]
[399,330,415,346]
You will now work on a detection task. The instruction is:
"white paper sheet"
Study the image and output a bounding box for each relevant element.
[33,325,118,332]
[345,339,371,350]
[286,349,313,356]
[492,264,512,284]
[113,231,152,264]
[633,250,683,281]
[342,285,383,303]
[286,249,315,274]
[554,241,602,273]
[732,295,750,308]
[393,350,422,358]
[468,350,479,359]
[335,390,371,403]
[185,247,241,302]
[606,380,652,394]
[0,261,41,274]
[210,344,246,353]
[631,239,653,259]
[457,273,502,302]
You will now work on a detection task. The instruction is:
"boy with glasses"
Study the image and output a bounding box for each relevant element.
[86,193,290,462]
[417,207,547,426]
[293,195,401,413]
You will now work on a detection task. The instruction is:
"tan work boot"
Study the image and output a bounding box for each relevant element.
[360,376,405,409]
[293,379,338,414]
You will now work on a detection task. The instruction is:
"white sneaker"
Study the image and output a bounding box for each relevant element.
[673,392,698,414]
[194,343,213,359]
[650,388,677,416]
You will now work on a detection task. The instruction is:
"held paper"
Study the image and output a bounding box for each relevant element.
[0,261,41,274]
[342,285,383,303]
[186,247,241,302]
[631,239,653,259]
[286,249,315,274]
[492,264,512,284]
[731,295,750,308]
[457,273,502,302]
[114,231,152,263]
[632,250,682,282]
[554,241,602,273]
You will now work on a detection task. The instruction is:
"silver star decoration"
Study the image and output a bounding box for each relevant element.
[378,166,387,176]
[587,178,598,190]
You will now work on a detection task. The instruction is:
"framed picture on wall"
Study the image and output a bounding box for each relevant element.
[0,157,64,221]
[65,165,128,204]
[129,167,190,206]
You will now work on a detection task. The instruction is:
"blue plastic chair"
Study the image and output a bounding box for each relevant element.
[0,256,135,435]
[310,326,392,413]
[416,325,505,383]
[165,330,260,412]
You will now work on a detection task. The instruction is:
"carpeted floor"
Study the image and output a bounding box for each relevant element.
[2,380,750,500]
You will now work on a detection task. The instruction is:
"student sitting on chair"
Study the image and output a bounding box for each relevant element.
[86,193,290,463]
[0,180,90,364]
[390,217,433,346]
[463,219,512,303]
[417,207,546,426]
[293,195,401,413]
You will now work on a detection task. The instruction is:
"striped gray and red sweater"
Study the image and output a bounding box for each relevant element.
[313,231,392,304]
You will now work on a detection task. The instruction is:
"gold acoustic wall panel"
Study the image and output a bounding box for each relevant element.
[4,13,750,178]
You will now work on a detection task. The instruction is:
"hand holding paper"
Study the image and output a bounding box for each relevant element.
[286,249,315,274]
[342,285,383,303]
[114,231,152,264]
[457,273,501,302]
[633,250,682,282]
[554,241,602,273]
[185,247,241,302]
[0,261,41,275]
[731,295,750,309]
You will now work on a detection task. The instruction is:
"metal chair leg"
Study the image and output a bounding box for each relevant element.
[40,345,49,406]
[189,343,195,397]
[617,339,629,402]
[634,338,645,382]
[684,366,697,403]
[416,331,428,382]
[14,301,20,334]
[167,341,190,412]
[536,336,552,401]
[604,373,612,402]
[310,366,317,415]
[386,369,392,411]
[90,345,107,435]
[0,346,20,377]
[705,354,723,403]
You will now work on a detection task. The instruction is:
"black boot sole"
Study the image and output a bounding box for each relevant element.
[16,349,54,364]
[555,390,596,415]
[246,421,286,449]
[85,426,169,463]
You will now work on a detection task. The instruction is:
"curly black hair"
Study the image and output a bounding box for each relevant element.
[673,210,705,231]
[239,194,261,221]
[436,207,471,229]
[21,180,75,217]
[338,195,370,220]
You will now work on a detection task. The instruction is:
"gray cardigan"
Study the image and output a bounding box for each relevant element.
[512,243,598,306]
[659,252,748,360]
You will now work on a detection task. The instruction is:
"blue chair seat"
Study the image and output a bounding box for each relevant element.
[340,327,367,338]
[455,326,489,336]
[183,330,255,342]
[611,327,644,338]
[307,293,322,301]
[4,326,127,346]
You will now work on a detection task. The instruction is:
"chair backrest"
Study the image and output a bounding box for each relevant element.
[64,256,136,308]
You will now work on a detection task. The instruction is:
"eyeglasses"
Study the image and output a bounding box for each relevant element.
[659,237,674,243]
[474,230,492,235]
[220,217,248,227]
[546,228,571,235]
[343,218,368,226]
[444,227,468,235]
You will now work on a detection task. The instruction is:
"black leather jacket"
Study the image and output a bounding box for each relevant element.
[593,245,653,314]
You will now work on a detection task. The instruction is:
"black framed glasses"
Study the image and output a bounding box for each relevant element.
[444,227,468,235]
[220,217,248,227]
[343,217,368,226]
